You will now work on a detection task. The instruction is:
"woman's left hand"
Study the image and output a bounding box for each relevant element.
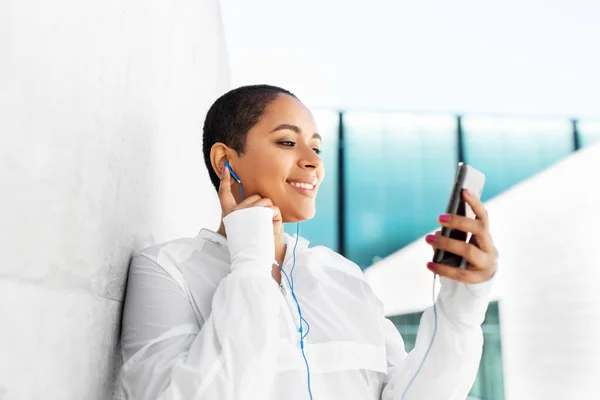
[424,189,498,284]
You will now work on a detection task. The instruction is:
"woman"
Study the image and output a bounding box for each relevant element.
[120,85,498,399]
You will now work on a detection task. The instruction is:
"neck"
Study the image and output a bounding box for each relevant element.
[217,221,287,284]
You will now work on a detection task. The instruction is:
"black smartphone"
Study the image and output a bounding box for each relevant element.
[433,162,486,268]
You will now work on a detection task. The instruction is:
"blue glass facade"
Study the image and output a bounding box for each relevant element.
[343,112,458,268]
[462,117,573,201]
[579,120,600,148]
[290,112,589,267]
[284,109,593,400]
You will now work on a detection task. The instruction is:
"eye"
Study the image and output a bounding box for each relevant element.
[278,140,321,155]
[278,141,295,147]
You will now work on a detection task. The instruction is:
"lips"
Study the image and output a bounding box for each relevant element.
[286,177,318,197]
[288,181,315,190]
[286,177,318,190]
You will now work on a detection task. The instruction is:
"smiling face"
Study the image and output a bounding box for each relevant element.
[219,94,325,222]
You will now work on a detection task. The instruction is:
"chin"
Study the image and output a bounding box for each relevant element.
[282,206,316,223]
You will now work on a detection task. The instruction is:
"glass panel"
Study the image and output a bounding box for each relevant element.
[578,120,600,148]
[462,116,573,201]
[344,112,457,269]
[285,110,339,251]
[389,302,505,399]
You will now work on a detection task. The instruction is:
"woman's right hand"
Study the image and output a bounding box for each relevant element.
[219,166,283,236]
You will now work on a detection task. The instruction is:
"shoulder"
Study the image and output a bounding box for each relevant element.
[129,236,206,292]
[135,236,200,264]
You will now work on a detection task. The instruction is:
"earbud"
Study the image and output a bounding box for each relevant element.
[224,160,241,184]
[224,160,245,200]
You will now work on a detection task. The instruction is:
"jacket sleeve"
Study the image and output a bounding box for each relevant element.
[120,207,283,400]
[380,275,494,400]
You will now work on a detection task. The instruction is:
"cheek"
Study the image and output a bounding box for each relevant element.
[317,166,326,184]
[260,158,289,181]
[243,156,289,193]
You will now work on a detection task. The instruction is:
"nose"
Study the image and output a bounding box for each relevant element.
[298,145,323,170]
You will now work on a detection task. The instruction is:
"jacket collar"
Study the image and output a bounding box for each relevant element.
[196,228,310,249]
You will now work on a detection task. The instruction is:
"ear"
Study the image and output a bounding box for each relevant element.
[210,142,230,178]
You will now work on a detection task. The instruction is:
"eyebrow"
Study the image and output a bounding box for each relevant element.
[270,124,322,141]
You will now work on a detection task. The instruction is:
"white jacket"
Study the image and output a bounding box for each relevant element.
[120,207,493,399]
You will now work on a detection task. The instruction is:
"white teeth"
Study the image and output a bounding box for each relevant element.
[289,182,314,189]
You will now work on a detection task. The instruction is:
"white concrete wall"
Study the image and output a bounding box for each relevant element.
[0,0,229,399]
[365,143,600,399]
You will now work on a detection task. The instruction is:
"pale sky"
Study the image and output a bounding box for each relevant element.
[220,0,600,117]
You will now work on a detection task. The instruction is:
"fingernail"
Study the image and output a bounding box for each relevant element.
[427,262,436,270]
[438,214,450,222]
[463,189,471,197]
[425,234,436,243]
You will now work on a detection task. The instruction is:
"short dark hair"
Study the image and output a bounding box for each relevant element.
[202,84,297,192]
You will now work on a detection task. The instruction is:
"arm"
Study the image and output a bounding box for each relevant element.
[121,207,283,400]
[381,276,493,400]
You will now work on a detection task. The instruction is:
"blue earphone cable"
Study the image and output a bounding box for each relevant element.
[290,223,300,291]
[224,162,311,397]
[401,274,438,400]
[225,161,245,200]
[278,223,313,399]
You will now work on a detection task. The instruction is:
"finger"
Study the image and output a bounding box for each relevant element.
[267,205,282,223]
[431,230,441,254]
[468,233,481,249]
[463,189,496,252]
[462,189,489,224]
[467,234,496,256]
[235,194,264,207]
[425,234,488,269]
[268,205,283,234]
[438,213,485,237]
[427,262,490,284]
[239,197,272,208]
[218,167,237,212]
[438,190,494,252]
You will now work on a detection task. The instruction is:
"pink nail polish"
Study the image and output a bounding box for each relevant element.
[427,262,436,270]
[425,235,436,243]
[439,214,450,222]
[463,189,472,197]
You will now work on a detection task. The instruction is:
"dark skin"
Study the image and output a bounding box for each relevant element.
[210,94,324,284]
[210,94,498,285]
[425,189,498,284]
[217,168,285,283]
